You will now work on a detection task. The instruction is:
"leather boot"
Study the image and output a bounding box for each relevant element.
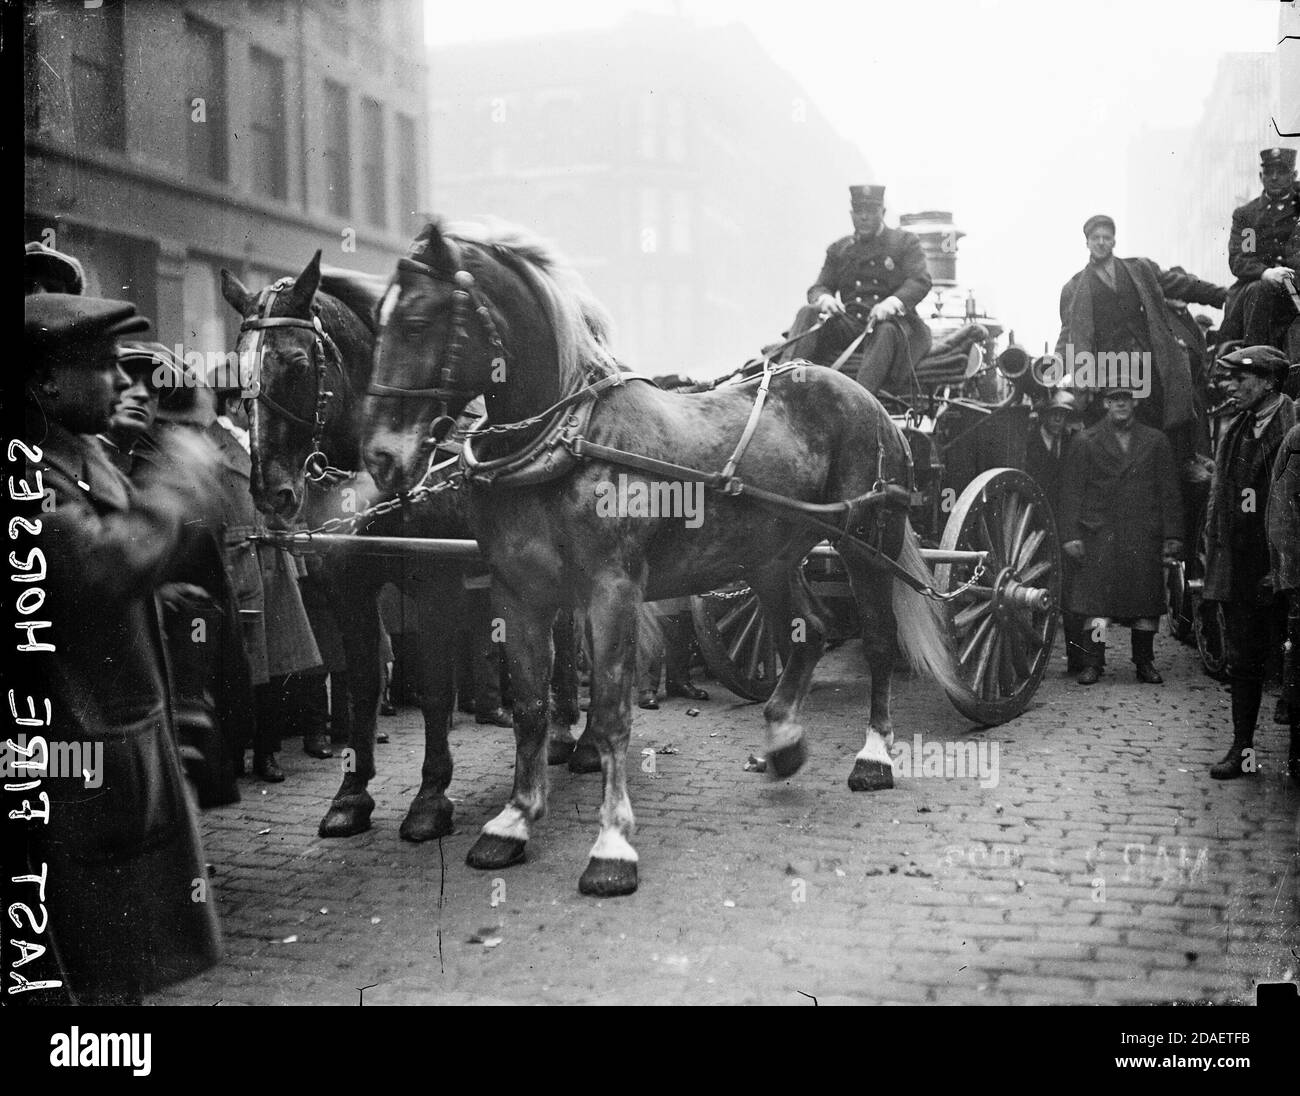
[1131,629,1162,684]
[1211,678,1260,779]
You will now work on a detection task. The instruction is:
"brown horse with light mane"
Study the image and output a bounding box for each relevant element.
[361,220,961,897]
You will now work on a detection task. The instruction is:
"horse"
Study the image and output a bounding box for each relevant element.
[360,219,962,898]
[220,250,583,843]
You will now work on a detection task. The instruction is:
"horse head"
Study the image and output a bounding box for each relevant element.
[363,218,616,496]
[221,250,340,525]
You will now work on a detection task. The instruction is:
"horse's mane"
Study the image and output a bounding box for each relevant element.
[422,218,619,390]
[319,267,388,335]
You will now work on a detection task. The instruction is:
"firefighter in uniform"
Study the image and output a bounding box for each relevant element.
[781,184,932,395]
[1222,147,1300,353]
[1203,345,1297,779]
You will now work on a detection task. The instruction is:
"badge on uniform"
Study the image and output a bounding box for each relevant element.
[884,256,895,271]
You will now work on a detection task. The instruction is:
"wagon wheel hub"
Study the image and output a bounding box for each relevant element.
[991,566,1053,615]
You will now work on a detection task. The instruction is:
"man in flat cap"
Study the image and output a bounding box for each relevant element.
[18,294,223,1002]
[97,340,182,475]
[1203,345,1297,779]
[781,185,933,394]
[1055,215,1227,480]
[1059,383,1184,685]
[25,240,85,296]
[1221,148,1300,355]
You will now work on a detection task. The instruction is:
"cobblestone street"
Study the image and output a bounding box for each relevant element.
[149,632,1300,1006]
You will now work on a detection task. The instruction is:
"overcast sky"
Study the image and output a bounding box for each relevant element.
[426,0,1288,354]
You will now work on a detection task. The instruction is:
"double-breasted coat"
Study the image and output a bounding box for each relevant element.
[25,422,222,1002]
[1205,397,1298,604]
[1058,419,1184,618]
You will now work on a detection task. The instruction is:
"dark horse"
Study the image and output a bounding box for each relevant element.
[220,251,581,841]
[362,220,961,897]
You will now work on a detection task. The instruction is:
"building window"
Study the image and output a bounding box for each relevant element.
[361,97,386,228]
[70,0,125,151]
[186,18,227,182]
[183,256,233,359]
[665,96,686,162]
[249,48,287,199]
[668,190,692,254]
[248,0,285,23]
[637,92,657,160]
[323,80,351,217]
[396,112,419,233]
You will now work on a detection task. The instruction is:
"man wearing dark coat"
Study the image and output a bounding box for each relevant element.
[17,294,223,1003]
[781,185,933,394]
[1024,387,1089,670]
[1221,148,1300,352]
[1203,345,1298,779]
[1267,420,1300,785]
[1059,385,1184,684]
[1054,214,1226,476]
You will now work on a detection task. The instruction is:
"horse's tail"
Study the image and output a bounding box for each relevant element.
[891,521,963,698]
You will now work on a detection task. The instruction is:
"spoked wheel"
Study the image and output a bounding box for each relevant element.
[933,468,1061,725]
[1194,598,1229,681]
[691,582,784,702]
[1165,560,1193,642]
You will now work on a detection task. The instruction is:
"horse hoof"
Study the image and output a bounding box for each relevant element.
[399,800,454,842]
[766,737,808,779]
[466,833,526,870]
[568,742,602,774]
[578,858,638,897]
[847,758,894,792]
[548,737,576,765]
[318,793,374,838]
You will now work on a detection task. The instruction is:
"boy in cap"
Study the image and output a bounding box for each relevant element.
[1222,148,1299,351]
[97,340,182,475]
[1059,383,1184,684]
[1203,345,1297,779]
[18,293,222,1002]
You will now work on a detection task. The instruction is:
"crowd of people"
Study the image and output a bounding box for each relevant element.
[16,242,524,1003]
[13,144,1297,1003]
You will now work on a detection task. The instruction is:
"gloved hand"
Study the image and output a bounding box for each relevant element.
[815,292,845,316]
[1063,540,1085,560]
[868,296,905,325]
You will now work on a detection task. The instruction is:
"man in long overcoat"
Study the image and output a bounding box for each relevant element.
[781,184,933,394]
[18,294,223,1003]
[1055,214,1226,474]
[1204,346,1297,779]
[1059,385,1184,684]
[1267,420,1300,785]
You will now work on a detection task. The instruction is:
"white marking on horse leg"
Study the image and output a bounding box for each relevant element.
[589,827,638,863]
[482,803,530,842]
[855,726,893,765]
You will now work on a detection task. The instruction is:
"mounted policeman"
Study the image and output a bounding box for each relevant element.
[1221,147,1300,357]
[780,184,933,395]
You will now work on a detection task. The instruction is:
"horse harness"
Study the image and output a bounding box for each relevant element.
[366,245,974,600]
[240,277,353,486]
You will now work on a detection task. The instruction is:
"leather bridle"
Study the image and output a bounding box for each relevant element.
[239,277,352,485]
[368,240,508,444]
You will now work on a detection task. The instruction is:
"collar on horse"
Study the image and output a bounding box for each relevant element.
[240,277,352,485]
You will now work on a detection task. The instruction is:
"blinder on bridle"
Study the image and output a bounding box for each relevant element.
[368,237,508,446]
[239,276,350,486]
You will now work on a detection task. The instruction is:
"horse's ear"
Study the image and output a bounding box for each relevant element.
[285,249,323,313]
[422,223,459,275]
[220,269,253,315]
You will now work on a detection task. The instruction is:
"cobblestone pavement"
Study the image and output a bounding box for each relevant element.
[149,631,1300,1006]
